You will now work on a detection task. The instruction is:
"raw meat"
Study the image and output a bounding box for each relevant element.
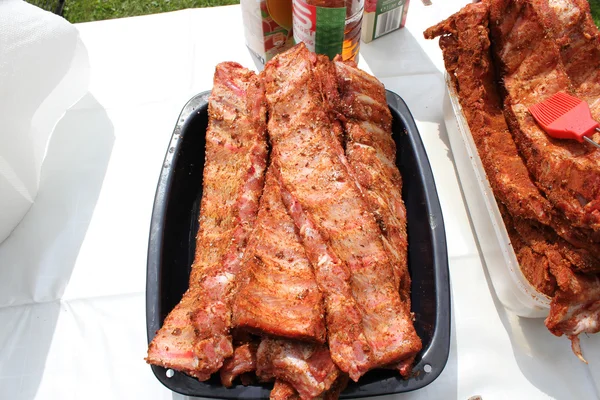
[264,43,421,380]
[146,62,268,379]
[232,167,326,343]
[489,0,600,231]
[220,342,258,387]
[257,338,340,399]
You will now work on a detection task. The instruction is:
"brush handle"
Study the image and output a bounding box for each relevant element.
[584,135,600,149]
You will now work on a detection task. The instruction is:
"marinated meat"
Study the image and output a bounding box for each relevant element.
[333,58,416,375]
[265,48,370,380]
[271,381,300,400]
[504,203,600,290]
[220,342,258,387]
[395,356,416,378]
[503,200,600,359]
[546,263,600,362]
[146,62,268,379]
[425,1,600,271]
[542,0,600,211]
[425,0,600,359]
[257,339,340,399]
[424,2,553,226]
[270,375,349,400]
[148,45,422,396]
[334,59,411,305]
[276,170,370,381]
[543,0,600,122]
[487,0,600,261]
[489,0,600,232]
[499,204,558,297]
[145,291,204,378]
[232,168,326,343]
[264,43,421,379]
[322,374,350,400]
[500,204,600,355]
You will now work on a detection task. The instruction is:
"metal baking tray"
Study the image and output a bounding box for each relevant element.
[146,90,451,398]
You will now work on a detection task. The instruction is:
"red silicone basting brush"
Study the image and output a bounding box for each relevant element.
[528,91,600,149]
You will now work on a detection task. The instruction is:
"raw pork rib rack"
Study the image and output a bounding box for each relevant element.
[147,43,422,399]
[146,62,268,380]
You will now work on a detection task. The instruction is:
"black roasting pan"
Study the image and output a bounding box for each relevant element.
[146,90,451,398]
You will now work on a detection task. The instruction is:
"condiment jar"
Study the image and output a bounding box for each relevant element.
[293,0,364,62]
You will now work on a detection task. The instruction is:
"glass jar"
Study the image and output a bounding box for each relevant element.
[292,0,365,62]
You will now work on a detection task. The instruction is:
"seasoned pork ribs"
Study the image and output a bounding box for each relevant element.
[425,0,600,359]
[264,48,371,381]
[270,375,349,400]
[546,266,600,361]
[426,2,600,266]
[542,0,600,127]
[146,62,268,379]
[257,339,340,399]
[542,0,600,224]
[424,3,553,226]
[264,44,421,381]
[148,43,422,397]
[232,167,337,397]
[270,380,301,400]
[220,341,258,387]
[489,0,600,343]
[334,59,411,303]
[333,58,416,375]
[232,167,326,343]
[489,0,600,232]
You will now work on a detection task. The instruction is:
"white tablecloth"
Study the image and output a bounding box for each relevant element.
[1,2,599,399]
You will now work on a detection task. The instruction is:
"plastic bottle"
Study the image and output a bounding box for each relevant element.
[292,0,365,62]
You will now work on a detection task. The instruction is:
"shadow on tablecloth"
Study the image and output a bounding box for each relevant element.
[478,251,600,399]
[0,93,114,398]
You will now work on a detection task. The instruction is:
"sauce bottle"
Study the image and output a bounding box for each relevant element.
[293,0,364,62]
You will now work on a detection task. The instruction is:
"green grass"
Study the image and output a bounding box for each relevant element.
[63,0,239,23]
[58,0,600,25]
[590,0,600,26]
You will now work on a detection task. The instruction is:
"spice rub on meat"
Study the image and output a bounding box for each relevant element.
[232,167,326,344]
[265,44,421,380]
[146,62,268,379]
[490,0,600,232]
[425,0,600,360]
[333,57,415,374]
[147,43,422,399]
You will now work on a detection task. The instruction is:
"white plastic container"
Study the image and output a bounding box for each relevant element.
[443,74,551,318]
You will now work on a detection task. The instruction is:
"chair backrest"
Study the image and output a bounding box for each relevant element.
[25,0,65,15]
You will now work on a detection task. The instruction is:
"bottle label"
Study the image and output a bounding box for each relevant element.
[293,0,346,59]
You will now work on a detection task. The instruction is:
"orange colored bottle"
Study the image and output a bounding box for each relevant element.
[293,0,364,62]
[266,0,293,30]
[342,0,363,61]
